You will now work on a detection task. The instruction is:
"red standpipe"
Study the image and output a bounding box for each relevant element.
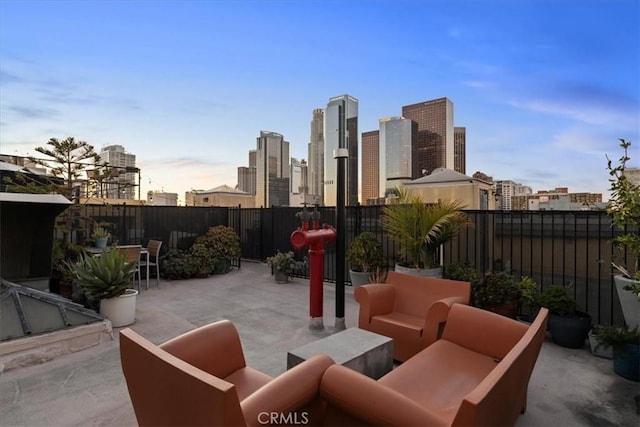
[290,222,336,322]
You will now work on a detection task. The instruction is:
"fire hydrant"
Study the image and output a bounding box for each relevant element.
[290,205,336,330]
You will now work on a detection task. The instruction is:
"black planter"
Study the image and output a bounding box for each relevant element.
[547,312,592,349]
[613,344,640,382]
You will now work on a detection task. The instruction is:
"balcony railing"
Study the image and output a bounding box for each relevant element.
[62,204,635,326]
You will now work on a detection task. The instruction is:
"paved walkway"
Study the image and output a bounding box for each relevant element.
[0,261,638,426]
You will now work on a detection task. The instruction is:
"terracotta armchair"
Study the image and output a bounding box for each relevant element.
[355,271,471,361]
[320,304,550,426]
[120,320,334,426]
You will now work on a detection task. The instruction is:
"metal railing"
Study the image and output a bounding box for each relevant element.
[61,204,633,325]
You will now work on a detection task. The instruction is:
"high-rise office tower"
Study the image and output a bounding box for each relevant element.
[379,117,418,197]
[237,150,257,195]
[255,131,290,207]
[454,127,466,174]
[98,144,136,199]
[308,108,324,205]
[324,94,358,206]
[402,97,454,176]
[361,130,380,204]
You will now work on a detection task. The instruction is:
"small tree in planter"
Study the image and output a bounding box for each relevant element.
[346,232,385,287]
[538,285,592,349]
[606,138,640,330]
[68,249,138,327]
[594,325,640,382]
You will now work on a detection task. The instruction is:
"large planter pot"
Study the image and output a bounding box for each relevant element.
[349,270,371,288]
[99,289,138,327]
[612,343,640,382]
[394,263,442,278]
[614,275,640,330]
[484,300,518,319]
[547,312,592,349]
[274,271,289,284]
[213,258,231,274]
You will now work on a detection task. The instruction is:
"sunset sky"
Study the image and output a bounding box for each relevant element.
[1,0,638,203]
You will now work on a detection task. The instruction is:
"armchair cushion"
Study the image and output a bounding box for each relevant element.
[355,271,471,361]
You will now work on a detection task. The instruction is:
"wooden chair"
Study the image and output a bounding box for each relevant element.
[140,240,162,289]
[115,245,142,290]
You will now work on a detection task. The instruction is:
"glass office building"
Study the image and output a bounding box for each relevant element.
[324,94,358,206]
[379,117,418,197]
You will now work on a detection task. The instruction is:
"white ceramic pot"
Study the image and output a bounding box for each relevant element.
[614,275,640,330]
[394,263,443,278]
[349,270,371,288]
[100,289,138,327]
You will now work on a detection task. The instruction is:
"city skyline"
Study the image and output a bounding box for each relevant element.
[1,0,638,203]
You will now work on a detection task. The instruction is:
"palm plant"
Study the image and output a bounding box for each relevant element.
[68,249,138,300]
[382,188,468,269]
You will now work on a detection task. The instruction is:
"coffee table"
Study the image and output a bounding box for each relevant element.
[286,328,393,379]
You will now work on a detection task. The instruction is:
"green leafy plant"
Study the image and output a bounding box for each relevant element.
[68,249,137,300]
[267,250,304,276]
[537,285,578,317]
[92,226,111,239]
[444,261,481,287]
[594,325,640,357]
[346,232,385,273]
[189,242,217,277]
[160,249,198,280]
[194,225,241,261]
[382,188,468,269]
[606,139,640,289]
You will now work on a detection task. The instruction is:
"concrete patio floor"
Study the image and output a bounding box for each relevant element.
[0,261,638,426]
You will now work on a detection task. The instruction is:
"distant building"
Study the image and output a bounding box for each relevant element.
[379,116,418,198]
[255,131,289,207]
[325,94,358,206]
[403,168,496,210]
[308,108,324,205]
[290,158,313,206]
[454,126,466,174]
[513,188,603,211]
[146,191,178,206]
[98,145,137,200]
[625,167,640,185]
[402,97,454,176]
[494,180,532,210]
[361,130,380,204]
[237,150,257,195]
[185,185,254,208]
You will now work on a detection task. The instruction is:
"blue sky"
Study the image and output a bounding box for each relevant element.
[1,0,638,203]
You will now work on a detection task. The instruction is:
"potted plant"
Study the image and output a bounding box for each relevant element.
[594,324,640,381]
[346,232,385,287]
[606,138,640,330]
[92,226,111,249]
[538,284,592,349]
[382,188,468,277]
[588,325,613,359]
[68,248,139,327]
[193,225,241,274]
[473,271,538,319]
[189,242,216,278]
[266,250,302,283]
[444,261,481,287]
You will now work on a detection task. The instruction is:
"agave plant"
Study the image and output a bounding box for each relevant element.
[69,249,138,300]
[382,188,468,269]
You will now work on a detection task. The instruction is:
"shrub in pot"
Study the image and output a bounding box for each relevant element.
[68,248,139,327]
[538,285,592,349]
[194,225,241,274]
[606,138,640,330]
[346,232,385,287]
[594,324,640,382]
[159,249,197,280]
[473,271,538,319]
[382,187,467,277]
[266,250,304,283]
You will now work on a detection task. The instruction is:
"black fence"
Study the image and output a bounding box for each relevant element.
[64,204,633,325]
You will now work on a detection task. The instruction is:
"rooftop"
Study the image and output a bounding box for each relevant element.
[0,261,638,425]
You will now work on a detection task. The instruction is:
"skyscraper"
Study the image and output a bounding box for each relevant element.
[324,94,358,206]
[307,108,324,205]
[454,127,466,174]
[361,130,380,204]
[255,131,290,207]
[237,150,256,195]
[98,144,136,199]
[379,116,418,197]
[402,97,454,176]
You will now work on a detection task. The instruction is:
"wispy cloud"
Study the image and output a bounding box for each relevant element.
[6,105,58,119]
